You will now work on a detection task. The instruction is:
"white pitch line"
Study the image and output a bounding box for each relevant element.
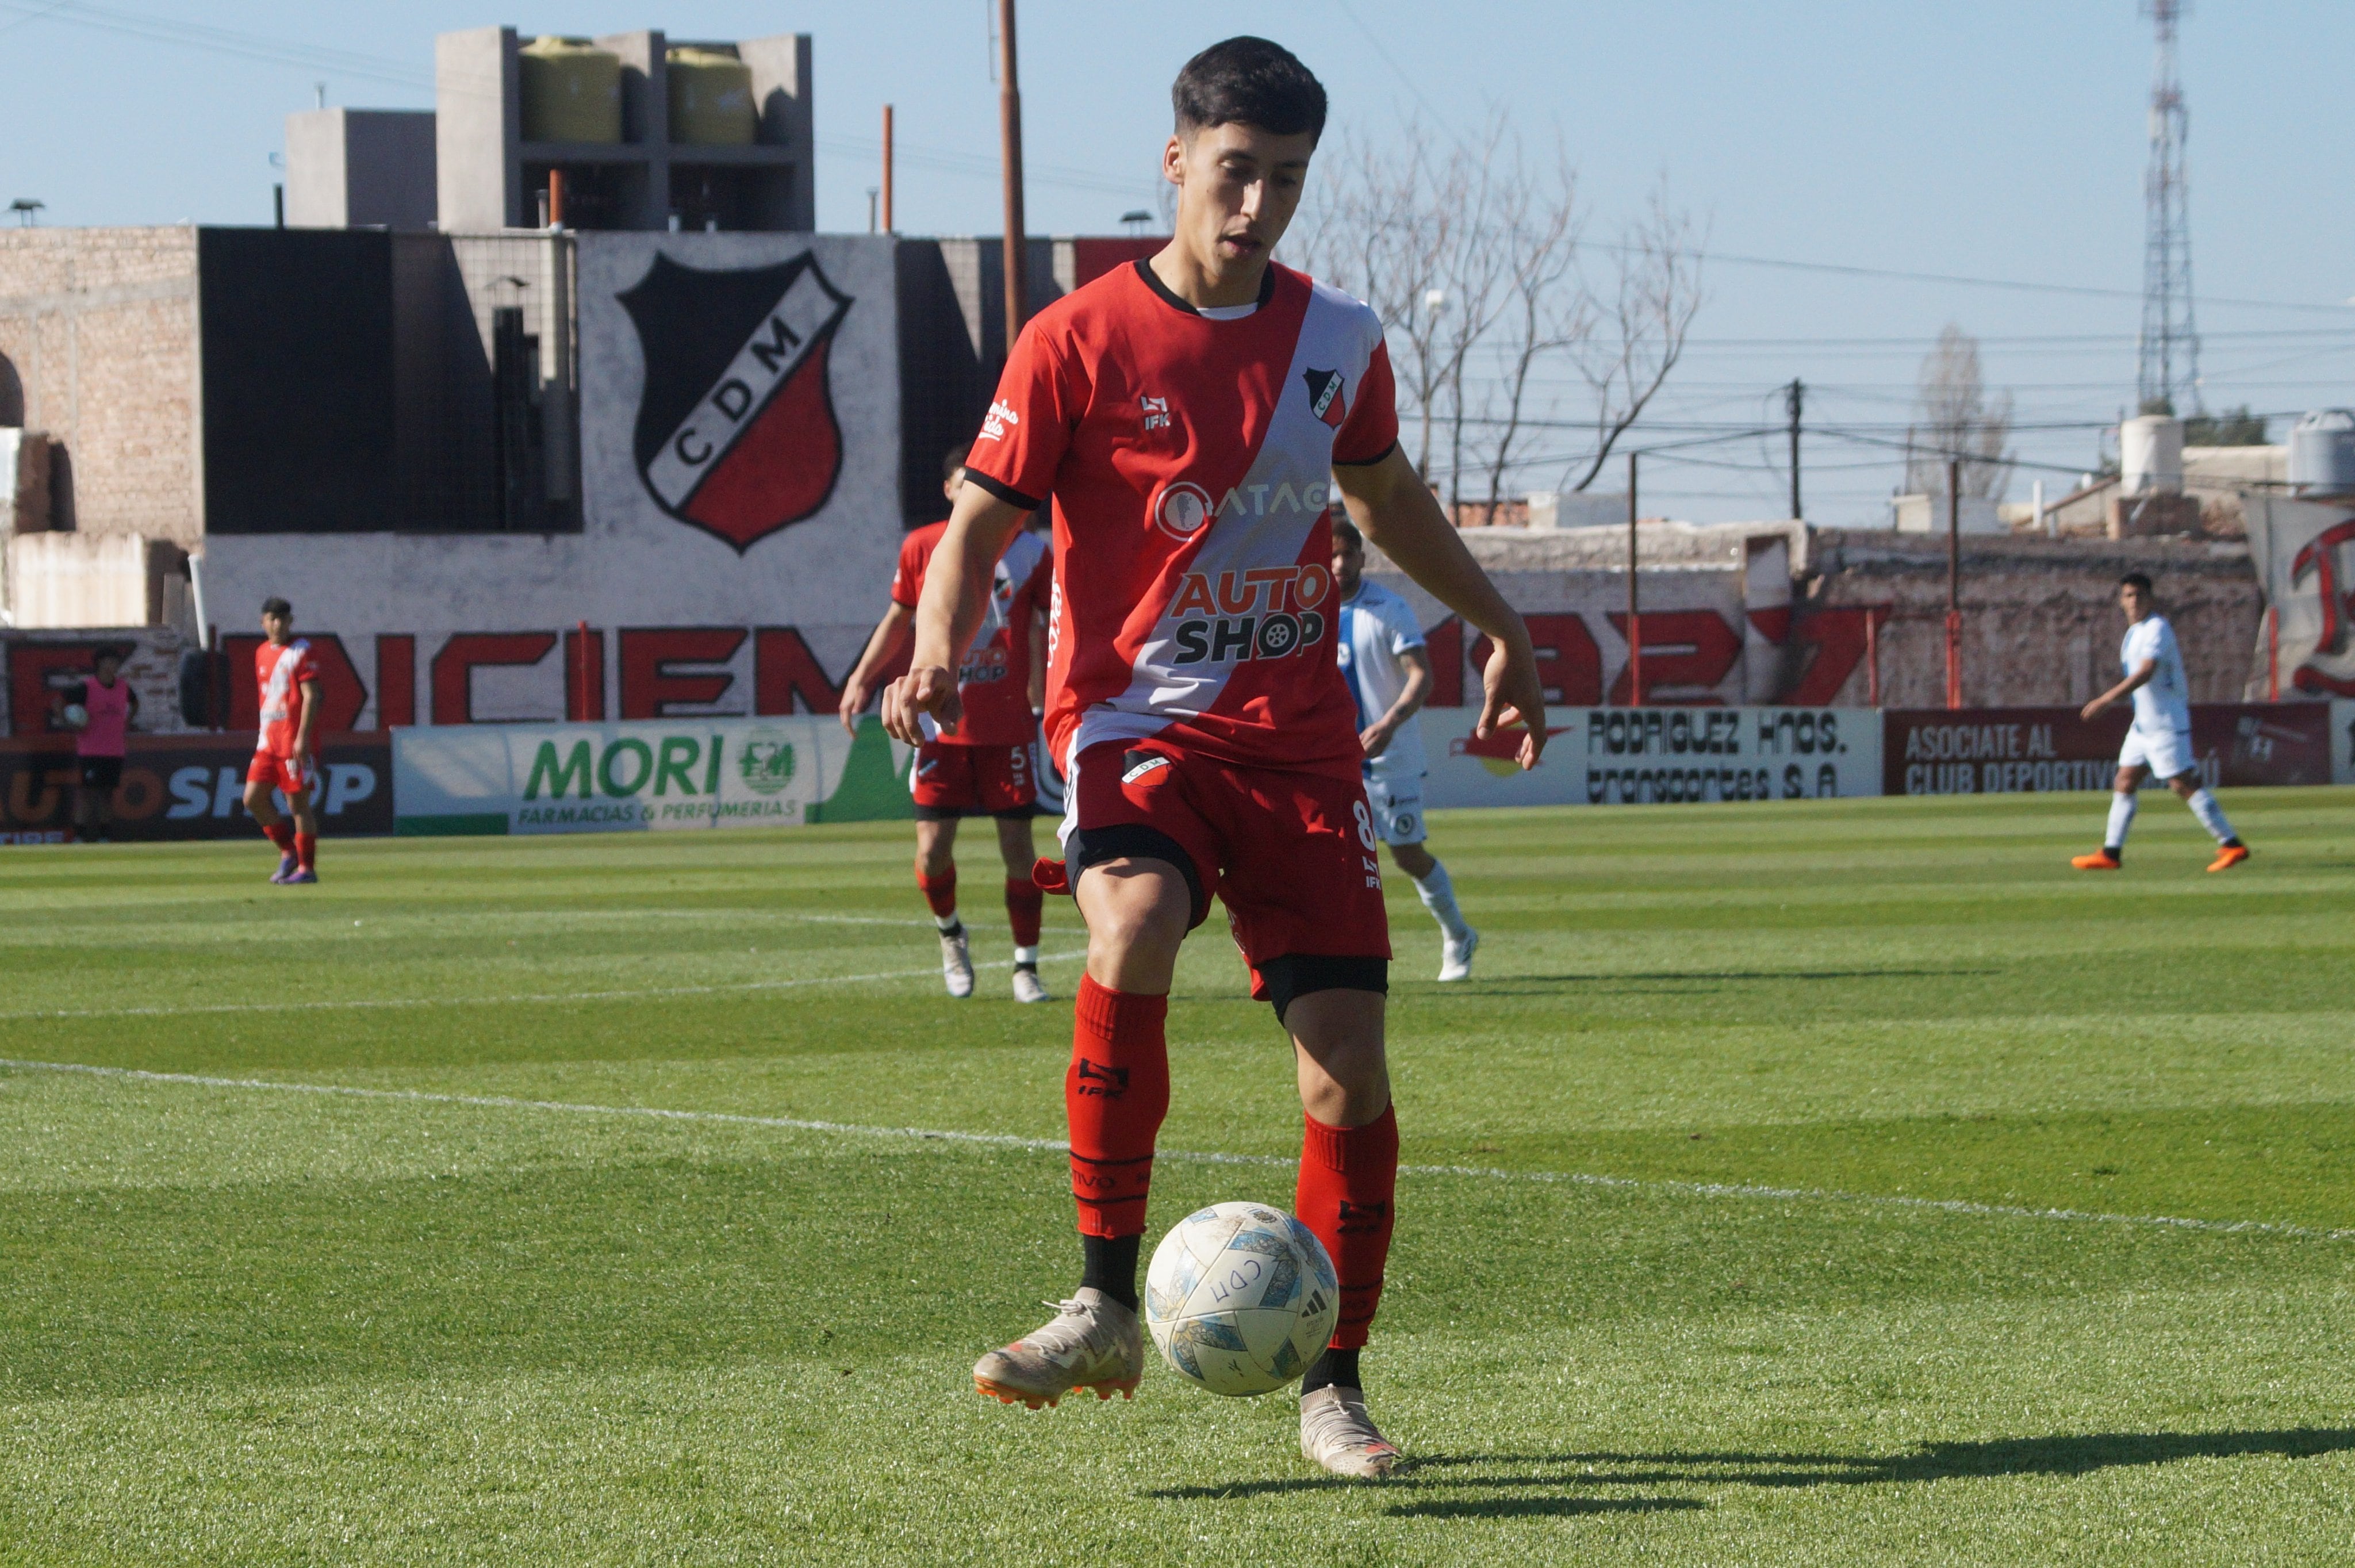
[0,948,1090,1022]
[2,1056,2348,1245]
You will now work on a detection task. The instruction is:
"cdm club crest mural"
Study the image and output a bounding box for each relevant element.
[622,250,853,552]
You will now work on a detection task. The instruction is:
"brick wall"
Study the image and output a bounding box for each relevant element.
[0,228,201,547]
[1799,530,2259,708]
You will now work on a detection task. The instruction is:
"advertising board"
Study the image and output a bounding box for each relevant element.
[394,714,912,835]
[0,732,392,843]
[1416,706,1881,809]
[1884,704,2334,795]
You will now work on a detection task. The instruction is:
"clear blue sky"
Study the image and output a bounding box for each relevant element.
[5,0,2352,525]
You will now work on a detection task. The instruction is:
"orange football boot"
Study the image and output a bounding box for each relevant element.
[2070,850,2122,871]
[2207,844,2250,873]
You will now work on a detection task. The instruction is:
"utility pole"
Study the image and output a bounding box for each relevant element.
[996,0,1029,344]
[881,104,895,232]
[1786,378,1804,520]
[1945,456,1963,710]
[1626,451,1642,708]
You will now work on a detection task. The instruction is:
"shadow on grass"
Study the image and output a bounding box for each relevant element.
[1148,1428,2355,1514]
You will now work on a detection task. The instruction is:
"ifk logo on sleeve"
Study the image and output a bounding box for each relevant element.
[622,251,853,553]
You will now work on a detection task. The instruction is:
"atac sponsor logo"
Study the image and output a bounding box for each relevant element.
[1167,562,1333,667]
[1154,481,1215,540]
[1150,478,1336,540]
[622,251,852,553]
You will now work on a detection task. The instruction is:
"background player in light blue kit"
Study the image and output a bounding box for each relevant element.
[1331,517,1479,979]
[2072,571,2249,873]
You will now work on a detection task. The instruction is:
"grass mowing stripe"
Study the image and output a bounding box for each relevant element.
[0,946,1091,1021]
[9,1056,2350,1246]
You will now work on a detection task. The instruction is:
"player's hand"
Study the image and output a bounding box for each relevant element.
[882,665,960,745]
[293,747,315,782]
[837,677,868,738]
[2080,696,2107,722]
[1475,628,1548,770]
[1358,719,1398,761]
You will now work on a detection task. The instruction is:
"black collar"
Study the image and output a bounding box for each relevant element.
[1132,257,1276,316]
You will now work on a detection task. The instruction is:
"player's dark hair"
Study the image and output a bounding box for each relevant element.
[93,645,123,666]
[1330,517,1363,550]
[944,444,970,484]
[261,596,292,618]
[1172,37,1328,144]
[2119,572,2153,595]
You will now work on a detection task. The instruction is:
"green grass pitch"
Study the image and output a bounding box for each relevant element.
[2,788,2351,1565]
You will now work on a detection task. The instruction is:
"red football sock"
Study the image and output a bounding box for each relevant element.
[263,822,295,855]
[1067,975,1170,1239]
[1005,877,1044,947]
[915,865,957,921]
[294,832,316,872]
[1297,1105,1398,1350]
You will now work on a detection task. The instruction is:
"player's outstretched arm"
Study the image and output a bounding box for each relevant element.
[883,488,1031,745]
[1333,447,1548,769]
[838,603,915,737]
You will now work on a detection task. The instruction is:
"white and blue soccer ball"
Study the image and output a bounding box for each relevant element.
[1144,1201,1339,1397]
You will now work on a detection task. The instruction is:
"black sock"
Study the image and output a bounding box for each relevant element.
[2223,837,2243,849]
[1301,1346,1360,1397]
[1080,1234,1140,1312]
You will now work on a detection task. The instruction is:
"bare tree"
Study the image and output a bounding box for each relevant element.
[1558,184,1704,493]
[1291,126,1452,484]
[1296,121,1702,513]
[1432,118,1511,515]
[1475,135,1586,519]
[1904,324,2014,500]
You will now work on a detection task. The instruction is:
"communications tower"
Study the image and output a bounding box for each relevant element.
[2137,0,2199,415]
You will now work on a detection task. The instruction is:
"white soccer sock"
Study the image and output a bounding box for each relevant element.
[2104,791,2138,852]
[1412,861,1472,941]
[2185,787,2236,844]
[1014,944,1040,966]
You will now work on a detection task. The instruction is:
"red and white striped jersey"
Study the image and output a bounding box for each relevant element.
[254,638,318,757]
[961,259,1398,781]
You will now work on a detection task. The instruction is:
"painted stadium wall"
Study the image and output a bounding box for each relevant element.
[198,233,907,733]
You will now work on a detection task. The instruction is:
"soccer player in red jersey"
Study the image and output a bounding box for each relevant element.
[843,450,1056,1001]
[884,38,1545,1477]
[245,596,322,885]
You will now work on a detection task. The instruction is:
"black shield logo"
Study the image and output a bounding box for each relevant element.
[622,251,853,552]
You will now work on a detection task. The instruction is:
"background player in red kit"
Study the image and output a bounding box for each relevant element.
[842,449,1056,1002]
[246,596,322,885]
[885,38,1545,1478]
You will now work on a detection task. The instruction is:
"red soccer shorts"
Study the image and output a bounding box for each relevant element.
[910,738,1036,821]
[247,751,314,796]
[1063,739,1391,976]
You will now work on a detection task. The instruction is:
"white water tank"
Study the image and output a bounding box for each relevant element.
[2120,414,2184,497]
[1525,491,1628,529]
[2288,409,2355,496]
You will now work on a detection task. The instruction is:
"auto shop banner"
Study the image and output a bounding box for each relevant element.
[1884,704,2335,795]
[0,731,392,844]
[1417,706,1881,808]
[393,714,914,835]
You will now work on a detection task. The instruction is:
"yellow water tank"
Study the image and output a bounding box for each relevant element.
[666,48,755,145]
[519,36,621,144]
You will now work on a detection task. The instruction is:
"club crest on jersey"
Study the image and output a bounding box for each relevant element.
[623,251,852,553]
[1302,367,1348,429]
